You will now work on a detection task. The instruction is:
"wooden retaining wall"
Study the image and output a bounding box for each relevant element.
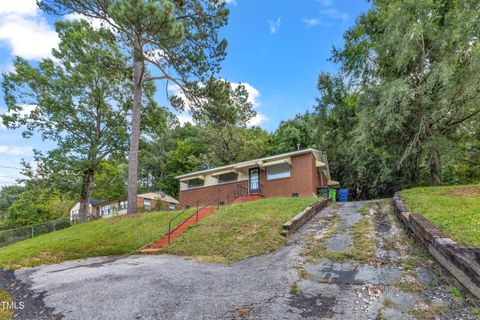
[281,198,331,236]
[393,192,480,299]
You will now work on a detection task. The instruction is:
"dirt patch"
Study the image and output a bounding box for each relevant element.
[288,292,336,318]
[230,306,252,319]
[374,206,391,234]
[235,224,261,240]
[448,187,480,197]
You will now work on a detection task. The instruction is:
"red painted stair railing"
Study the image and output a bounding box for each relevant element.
[140,191,266,254]
[140,199,219,253]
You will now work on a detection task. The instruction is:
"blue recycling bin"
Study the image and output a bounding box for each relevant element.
[338,189,349,202]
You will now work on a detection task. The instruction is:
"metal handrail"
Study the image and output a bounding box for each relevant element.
[167,197,219,244]
[234,184,248,198]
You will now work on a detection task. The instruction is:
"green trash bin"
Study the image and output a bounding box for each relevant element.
[328,188,337,202]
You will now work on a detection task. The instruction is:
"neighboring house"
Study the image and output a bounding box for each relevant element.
[176,148,339,208]
[92,191,179,219]
[70,199,104,222]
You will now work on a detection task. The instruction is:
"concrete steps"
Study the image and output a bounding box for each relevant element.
[140,206,217,253]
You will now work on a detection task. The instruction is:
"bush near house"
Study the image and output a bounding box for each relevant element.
[401,184,480,247]
[162,197,319,263]
[0,209,193,269]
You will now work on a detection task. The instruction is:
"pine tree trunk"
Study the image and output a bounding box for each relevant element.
[127,43,143,214]
[78,168,94,223]
[430,148,442,186]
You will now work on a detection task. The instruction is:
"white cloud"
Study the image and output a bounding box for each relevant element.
[319,8,349,23]
[224,0,237,6]
[231,82,261,108]
[15,104,37,117]
[303,18,321,27]
[303,7,349,28]
[170,81,266,127]
[0,1,38,16]
[232,82,268,127]
[0,0,58,60]
[64,12,116,32]
[0,145,33,156]
[177,113,193,125]
[1,104,37,129]
[268,17,282,34]
[247,113,268,127]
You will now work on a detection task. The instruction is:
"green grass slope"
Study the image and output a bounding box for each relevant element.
[0,209,193,269]
[0,290,13,320]
[401,184,480,247]
[162,197,319,263]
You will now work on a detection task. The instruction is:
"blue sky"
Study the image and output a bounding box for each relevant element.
[0,0,370,187]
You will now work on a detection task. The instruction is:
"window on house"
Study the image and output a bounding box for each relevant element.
[218,172,238,184]
[187,178,204,188]
[101,205,111,216]
[169,203,176,211]
[266,163,291,180]
[144,199,152,211]
[119,200,128,210]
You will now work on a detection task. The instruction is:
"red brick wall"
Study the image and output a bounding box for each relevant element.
[260,153,319,198]
[179,180,248,208]
[178,152,326,208]
[137,196,145,209]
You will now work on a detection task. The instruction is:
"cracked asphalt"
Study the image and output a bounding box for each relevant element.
[6,200,480,319]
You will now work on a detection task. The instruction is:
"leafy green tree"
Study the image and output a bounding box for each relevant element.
[0,185,25,222]
[270,112,317,154]
[39,0,229,214]
[333,0,480,186]
[163,139,207,197]
[6,182,73,227]
[138,105,178,192]
[91,160,128,200]
[195,79,258,165]
[193,79,256,127]
[234,126,271,160]
[2,21,132,222]
[314,72,417,199]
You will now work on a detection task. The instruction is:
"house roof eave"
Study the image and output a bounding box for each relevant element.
[175,148,322,180]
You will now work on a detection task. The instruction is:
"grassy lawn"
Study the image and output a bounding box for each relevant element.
[401,184,480,247]
[0,209,193,269]
[162,197,319,264]
[0,290,13,320]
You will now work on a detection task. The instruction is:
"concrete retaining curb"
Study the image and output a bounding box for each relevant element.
[281,198,331,236]
[393,192,480,299]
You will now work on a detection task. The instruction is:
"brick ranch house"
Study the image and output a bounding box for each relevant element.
[176,148,339,209]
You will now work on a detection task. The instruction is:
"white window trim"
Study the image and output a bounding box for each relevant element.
[144,199,152,210]
[187,178,204,189]
[217,172,238,184]
[119,200,128,210]
[101,204,112,216]
[266,163,291,180]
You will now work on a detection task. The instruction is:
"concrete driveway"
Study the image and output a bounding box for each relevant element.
[7,201,479,319]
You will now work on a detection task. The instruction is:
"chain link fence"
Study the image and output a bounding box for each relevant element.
[0,217,72,247]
